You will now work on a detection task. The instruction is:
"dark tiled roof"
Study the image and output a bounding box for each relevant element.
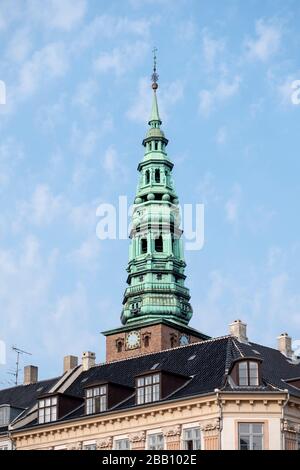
[4,336,300,431]
[0,377,60,433]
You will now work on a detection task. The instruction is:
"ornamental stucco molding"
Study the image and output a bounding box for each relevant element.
[96,437,113,449]
[67,441,82,450]
[129,431,146,443]
[282,420,298,433]
[200,419,220,432]
[163,425,181,437]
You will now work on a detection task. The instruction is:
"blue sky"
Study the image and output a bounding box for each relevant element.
[0,0,300,386]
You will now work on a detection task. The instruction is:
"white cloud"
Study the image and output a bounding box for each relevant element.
[196,172,219,205]
[245,19,282,62]
[16,184,68,228]
[36,95,66,132]
[5,27,32,63]
[199,76,241,117]
[94,41,148,76]
[225,185,242,224]
[202,30,225,70]
[72,79,100,117]
[102,146,127,180]
[17,42,69,98]
[0,137,23,189]
[216,126,228,145]
[28,0,87,31]
[68,235,101,270]
[73,15,152,52]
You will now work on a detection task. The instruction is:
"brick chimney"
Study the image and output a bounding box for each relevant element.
[24,365,38,385]
[277,333,293,359]
[82,352,96,371]
[229,320,248,343]
[63,355,78,373]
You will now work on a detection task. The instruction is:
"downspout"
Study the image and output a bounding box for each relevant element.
[215,389,223,450]
[281,390,289,451]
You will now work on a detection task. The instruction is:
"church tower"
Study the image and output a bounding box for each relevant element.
[103,52,209,362]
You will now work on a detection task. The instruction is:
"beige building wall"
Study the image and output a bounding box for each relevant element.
[10,392,299,451]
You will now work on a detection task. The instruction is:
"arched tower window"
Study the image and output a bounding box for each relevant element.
[155,235,163,252]
[154,141,158,150]
[141,238,147,254]
[145,170,150,185]
[155,169,160,183]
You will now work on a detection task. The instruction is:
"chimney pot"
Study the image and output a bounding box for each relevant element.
[82,351,96,371]
[63,355,78,373]
[24,365,38,385]
[229,319,248,343]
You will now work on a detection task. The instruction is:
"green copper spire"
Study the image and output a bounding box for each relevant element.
[149,47,161,126]
[149,90,161,125]
[120,51,193,327]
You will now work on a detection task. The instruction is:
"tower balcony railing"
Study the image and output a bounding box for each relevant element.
[125,282,189,296]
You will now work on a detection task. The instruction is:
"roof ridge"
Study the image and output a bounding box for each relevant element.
[90,335,232,369]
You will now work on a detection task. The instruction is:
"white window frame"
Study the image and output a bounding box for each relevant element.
[38,396,58,424]
[182,427,201,450]
[86,385,107,415]
[147,432,164,450]
[238,423,264,450]
[114,438,130,450]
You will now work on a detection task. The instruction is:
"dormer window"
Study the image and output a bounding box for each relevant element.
[38,396,57,424]
[238,361,259,386]
[136,374,160,405]
[0,406,10,426]
[86,386,107,415]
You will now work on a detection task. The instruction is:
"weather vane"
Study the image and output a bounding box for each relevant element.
[151,47,159,90]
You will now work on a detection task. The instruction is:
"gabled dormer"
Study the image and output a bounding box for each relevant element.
[135,369,190,405]
[229,357,263,388]
[84,382,133,416]
[38,393,83,424]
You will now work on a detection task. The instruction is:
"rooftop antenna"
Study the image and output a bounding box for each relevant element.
[11,346,32,386]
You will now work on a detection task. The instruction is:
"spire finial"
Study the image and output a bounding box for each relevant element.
[151,47,159,91]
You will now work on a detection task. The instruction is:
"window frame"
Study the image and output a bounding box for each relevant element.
[182,427,201,450]
[136,373,161,405]
[0,406,10,427]
[114,438,130,450]
[85,385,108,415]
[237,361,260,387]
[148,433,164,450]
[238,422,264,450]
[38,396,58,424]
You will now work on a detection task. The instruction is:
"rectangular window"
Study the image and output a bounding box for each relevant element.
[136,374,160,405]
[238,361,259,386]
[239,423,263,450]
[115,439,130,450]
[183,427,201,450]
[83,443,97,450]
[86,386,107,415]
[38,396,58,424]
[0,446,9,451]
[0,406,10,426]
[148,433,164,450]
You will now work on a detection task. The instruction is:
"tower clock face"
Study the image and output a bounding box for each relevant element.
[125,331,141,350]
[179,334,189,346]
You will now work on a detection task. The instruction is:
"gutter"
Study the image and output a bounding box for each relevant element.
[281,390,290,451]
[215,389,223,451]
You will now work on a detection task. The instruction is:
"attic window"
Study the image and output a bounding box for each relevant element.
[38,397,57,424]
[136,374,160,405]
[150,363,160,370]
[188,355,196,361]
[86,386,107,415]
[238,361,259,387]
[0,406,10,426]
